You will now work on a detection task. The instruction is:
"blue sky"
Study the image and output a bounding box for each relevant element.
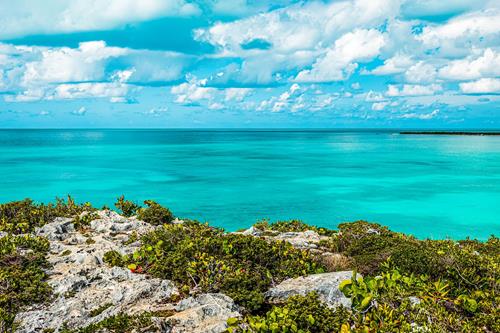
[0,0,499,128]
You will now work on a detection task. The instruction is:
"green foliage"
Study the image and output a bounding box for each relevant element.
[0,196,95,234]
[0,198,497,332]
[136,200,174,225]
[227,293,348,333]
[0,234,52,330]
[338,265,500,332]
[253,219,336,236]
[72,211,99,230]
[114,195,140,217]
[109,222,324,311]
[89,303,113,317]
[103,250,125,267]
[64,313,154,333]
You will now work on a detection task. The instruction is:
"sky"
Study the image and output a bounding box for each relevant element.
[0,0,499,128]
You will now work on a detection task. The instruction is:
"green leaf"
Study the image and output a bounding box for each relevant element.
[360,295,372,309]
[227,317,239,326]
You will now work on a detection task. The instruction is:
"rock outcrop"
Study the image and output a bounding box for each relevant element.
[265,271,354,308]
[236,227,329,250]
[15,211,178,332]
[13,211,353,332]
[160,293,241,333]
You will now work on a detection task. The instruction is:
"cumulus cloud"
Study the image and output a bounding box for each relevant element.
[370,54,413,75]
[417,8,500,56]
[0,41,190,102]
[399,109,440,119]
[386,84,442,96]
[404,61,437,83]
[438,48,500,81]
[196,0,398,54]
[71,106,87,116]
[22,41,126,85]
[459,78,500,94]
[372,101,389,110]
[195,0,398,83]
[144,106,168,116]
[170,78,253,109]
[295,29,386,82]
[0,0,201,39]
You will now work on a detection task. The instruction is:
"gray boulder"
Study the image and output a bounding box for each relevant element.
[265,271,354,308]
[160,293,241,333]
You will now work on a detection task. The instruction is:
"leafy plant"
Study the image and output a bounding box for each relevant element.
[136,200,174,225]
[226,292,348,333]
[0,196,95,234]
[106,221,324,311]
[114,195,140,217]
[0,234,52,330]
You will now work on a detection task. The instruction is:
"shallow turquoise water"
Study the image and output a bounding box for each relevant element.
[0,129,499,239]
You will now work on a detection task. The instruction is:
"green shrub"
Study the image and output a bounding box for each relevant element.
[0,196,95,234]
[136,200,174,225]
[114,195,140,217]
[108,222,324,311]
[0,234,52,330]
[339,265,499,332]
[254,219,336,236]
[103,250,125,267]
[227,292,349,333]
[62,312,154,333]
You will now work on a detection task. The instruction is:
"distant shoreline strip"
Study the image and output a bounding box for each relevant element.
[400,131,500,136]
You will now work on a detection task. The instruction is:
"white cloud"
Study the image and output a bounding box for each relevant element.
[438,48,500,81]
[171,81,216,104]
[22,41,127,85]
[459,78,500,94]
[370,53,413,75]
[351,82,361,89]
[224,88,253,102]
[170,79,253,109]
[0,0,200,39]
[386,84,442,96]
[295,29,386,82]
[144,106,168,116]
[365,90,386,102]
[0,41,190,101]
[417,8,500,56]
[71,106,87,116]
[372,101,389,110]
[404,61,437,83]
[400,109,440,119]
[6,82,134,102]
[196,0,398,55]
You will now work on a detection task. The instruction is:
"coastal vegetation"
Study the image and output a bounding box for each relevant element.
[0,197,498,332]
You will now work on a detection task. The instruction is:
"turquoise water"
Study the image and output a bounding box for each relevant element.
[0,129,499,239]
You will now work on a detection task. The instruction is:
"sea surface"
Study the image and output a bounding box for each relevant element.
[0,129,499,239]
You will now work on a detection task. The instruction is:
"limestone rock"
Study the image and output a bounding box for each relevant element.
[265,271,354,308]
[160,293,241,333]
[15,210,177,332]
[271,230,328,249]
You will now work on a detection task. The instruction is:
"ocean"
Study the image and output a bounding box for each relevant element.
[0,129,498,239]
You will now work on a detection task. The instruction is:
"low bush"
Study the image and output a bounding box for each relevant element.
[253,219,336,236]
[226,292,349,333]
[136,200,174,225]
[105,221,325,311]
[62,313,154,333]
[0,196,95,234]
[0,234,52,330]
[113,195,140,217]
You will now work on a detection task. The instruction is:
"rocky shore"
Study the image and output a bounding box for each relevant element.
[1,198,498,332]
[7,210,352,332]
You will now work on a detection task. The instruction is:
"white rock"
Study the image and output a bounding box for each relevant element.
[265,271,355,308]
